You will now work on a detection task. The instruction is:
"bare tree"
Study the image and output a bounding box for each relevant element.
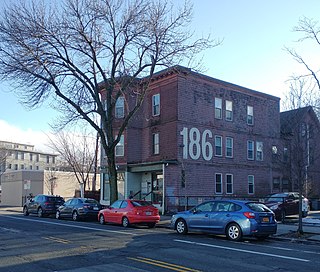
[47,129,97,197]
[0,0,218,204]
[44,168,58,195]
[0,146,9,179]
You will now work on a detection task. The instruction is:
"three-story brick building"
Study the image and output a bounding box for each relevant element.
[100,66,300,213]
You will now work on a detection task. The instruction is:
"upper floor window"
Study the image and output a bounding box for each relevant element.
[36,154,40,162]
[115,97,124,118]
[226,174,233,194]
[215,135,222,156]
[15,151,18,160]
[226,137,233,158]
[225,100,233,121]
[256,141,263,161]
[215,98,222,119]
[248,175,254,194]
[46,155,50,164]
[247,105,254,125]
[21,152,24,160]
[30,154,33,161]
[247,140,254,160]
[215,173,222,194]
[153,133,159,155]
[152,94,160,116]
[115,135,124,156]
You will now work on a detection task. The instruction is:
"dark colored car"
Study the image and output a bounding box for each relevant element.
[56,198,102,221]
[98,199,160,228]
[23,194,65,217]
[264,192,310,221]
[171,199,277,241]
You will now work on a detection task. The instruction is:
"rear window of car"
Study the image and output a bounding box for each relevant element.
[246,202,271,212]
[47,197,64,203]
[131,200,152,207]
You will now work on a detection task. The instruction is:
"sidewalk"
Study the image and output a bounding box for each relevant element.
[1,205,320,242]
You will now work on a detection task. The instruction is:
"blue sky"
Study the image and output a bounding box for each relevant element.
[0,0,320,150]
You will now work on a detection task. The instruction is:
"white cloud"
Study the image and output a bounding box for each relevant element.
[0,119,53,153]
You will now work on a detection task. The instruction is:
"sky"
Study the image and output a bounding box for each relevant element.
[1,0,320,151]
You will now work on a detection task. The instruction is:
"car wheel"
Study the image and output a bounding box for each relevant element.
[23,206,29,216]
[176,219,188,234]
[147,222,156,228]
[37,207,43,217]
[99,214,105,225]
[122,217,130,227]
[56,211,61,220]
[226,223,242,241]
[72,211,79,221]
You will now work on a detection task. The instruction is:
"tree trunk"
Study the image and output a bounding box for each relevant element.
[107,152,118,204]
[297,186,304,235]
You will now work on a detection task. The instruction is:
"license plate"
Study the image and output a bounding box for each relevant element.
[262,217,270,222]
[146,212,152,216]
[93,207,99,210]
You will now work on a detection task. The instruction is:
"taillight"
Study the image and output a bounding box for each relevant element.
[243,212,255,219]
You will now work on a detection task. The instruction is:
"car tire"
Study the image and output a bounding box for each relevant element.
[147,222,156,228]
[175,219,188,234]
[23,206,29,216]
[37,207,43,218]
[226,223,242,241]
[122,217,130,227]
[99,214,105,225]
[56,211,61,220]
[72,211,79,221]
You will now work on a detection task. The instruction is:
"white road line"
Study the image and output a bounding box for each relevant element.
[4,215,136,235]
[174,239,310,263]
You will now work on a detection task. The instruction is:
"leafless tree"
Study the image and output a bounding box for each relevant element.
[0,0,219,204]
[44,168,58,195]
[47,129,97,197]
[0,146,9,179]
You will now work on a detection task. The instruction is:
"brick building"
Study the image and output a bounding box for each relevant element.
[100,66,320,213]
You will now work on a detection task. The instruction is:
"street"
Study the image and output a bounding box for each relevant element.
[0,210,320,272]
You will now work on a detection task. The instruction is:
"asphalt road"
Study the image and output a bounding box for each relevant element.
[0,210,319,272]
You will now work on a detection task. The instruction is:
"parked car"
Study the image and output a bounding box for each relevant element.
[56,198,102,221]
[170,200,277,241]
[98,199,160,228]
[23,194,65,217]
[264,192,310,221]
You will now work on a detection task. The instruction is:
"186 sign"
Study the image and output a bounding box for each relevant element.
[180,127,213,161]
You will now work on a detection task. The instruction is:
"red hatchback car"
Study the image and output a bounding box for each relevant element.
[98,199,160,228]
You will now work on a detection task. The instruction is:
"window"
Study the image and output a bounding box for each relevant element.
[46,155,50,164]
[256,141,263,161]
[15,151,18,160]
[20,164,24,170]
[215,173,222,194]
[247,140,254,160]
[14,164,18,170]
[226,174,233,194]
[152,94,160,116]
[21,152,24,160]
[30,154,33,161]
[36,154,39,162]
[283,147,288,162]
[247,105,254,125]
[115,97,124,118]
[215,98,222,119]
[8,164,12,169]
[273,178,280,190]
[36,165,39,170]
[29,165,33,170]
[153,133,159,155]
[226,137,233,158]
[115,135,124,156]
[215,136,222,156]
[225,100,233,121]
[248,175,254,194]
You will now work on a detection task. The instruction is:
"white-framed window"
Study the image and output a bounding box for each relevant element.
[247,140,254,160]
[153,133,159,155]
[115,97,124,118]
[152,94,160,116]
[248,175,254,194]
[215,173,222,194]
[247,105,254,125]
[225,100,233,121]
[226,137,233,158]
[215,98,222,119]
[115,135,124,156]
[256,141,263,161]
[215,135,222,156]
[226,174,233,194]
